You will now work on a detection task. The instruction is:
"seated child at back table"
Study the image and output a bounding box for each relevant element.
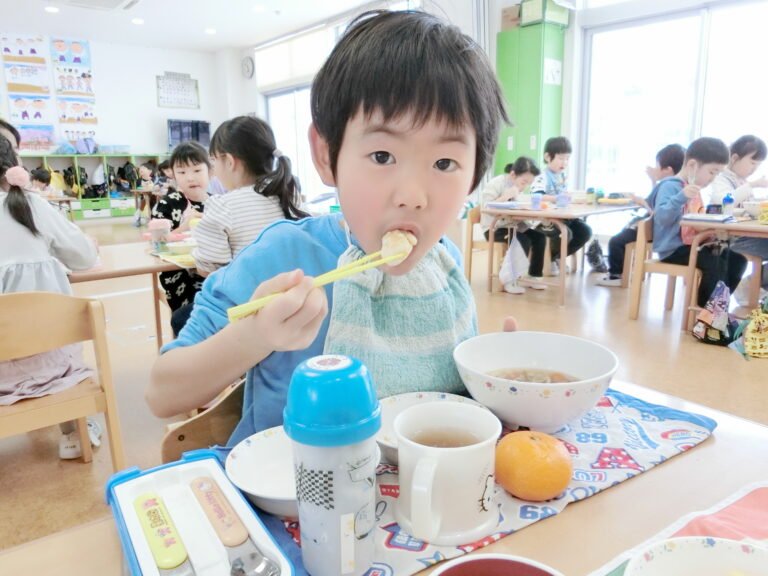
[529,136,592,272]
[146,10,509,447]
[708,134,768,286]
[597,143,685,287]
[653,137,747,307]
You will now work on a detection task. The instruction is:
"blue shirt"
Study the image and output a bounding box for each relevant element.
[652,177,687,259]
[162,213,464,447]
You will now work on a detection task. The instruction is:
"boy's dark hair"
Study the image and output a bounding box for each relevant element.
[30,168,51,185]
[543,137,572,159]
[0,118,21,146]
[170,141,211,170]
[508,156,540,177]
[656,144,685,174]
[685,137,729,165]
[210,115,308,220]
[0,137,38,235]
[730,134,767,162]
[158,160,171,172]
[311,10,508,191]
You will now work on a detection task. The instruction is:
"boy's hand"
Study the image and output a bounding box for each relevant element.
[682,184,701,199]
[242,270,328,352]
[751,176,768,188]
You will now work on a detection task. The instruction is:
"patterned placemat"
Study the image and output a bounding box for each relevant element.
[255,388,718,575]
[590,481,768,575]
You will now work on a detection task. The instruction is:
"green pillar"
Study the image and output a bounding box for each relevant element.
[494,23,565,175]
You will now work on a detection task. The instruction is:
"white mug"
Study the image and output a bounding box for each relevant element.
[393,401,501,545]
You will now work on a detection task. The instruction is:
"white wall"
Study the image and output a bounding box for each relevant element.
[90,41,227,153]
[0,39,229,154]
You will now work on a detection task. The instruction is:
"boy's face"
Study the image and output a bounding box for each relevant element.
[545,153,569,174]
[310,109,476,275]
[686,160,724,188]
[138,166,152,180]
[173,161,210,201]
[731,152,762,179]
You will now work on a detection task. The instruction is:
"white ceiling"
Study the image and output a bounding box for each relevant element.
[0,0,378,52]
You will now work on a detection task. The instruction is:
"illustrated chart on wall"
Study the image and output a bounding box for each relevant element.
[50,38,97,142]
[1,34,55,150]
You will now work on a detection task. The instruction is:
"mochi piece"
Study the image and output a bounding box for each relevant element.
[381,229,417,265]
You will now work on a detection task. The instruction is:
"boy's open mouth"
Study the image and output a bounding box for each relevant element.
[381,229,418,266]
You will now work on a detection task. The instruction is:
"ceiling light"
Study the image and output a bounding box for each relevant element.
[131,18,144,25]
[205,28,217,35]
[44,6,60,13]
[252,4,265,12]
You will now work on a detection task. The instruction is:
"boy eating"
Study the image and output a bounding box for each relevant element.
[147,10,508,446]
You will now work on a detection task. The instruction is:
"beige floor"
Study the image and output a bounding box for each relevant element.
[0,217,765,550]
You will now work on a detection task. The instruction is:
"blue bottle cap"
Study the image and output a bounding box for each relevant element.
[283,355,381,447]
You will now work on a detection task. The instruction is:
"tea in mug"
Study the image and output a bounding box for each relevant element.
[410,428,481,448]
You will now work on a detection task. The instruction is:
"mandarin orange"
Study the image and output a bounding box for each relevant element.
[495,430,573,502]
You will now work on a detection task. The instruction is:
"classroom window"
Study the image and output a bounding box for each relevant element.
[700,1,768,144]
[583,14,702,197]
[267,87,335,204]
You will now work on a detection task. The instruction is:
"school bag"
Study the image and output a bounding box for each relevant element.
[692,280,739,346]
[122,162,138,188]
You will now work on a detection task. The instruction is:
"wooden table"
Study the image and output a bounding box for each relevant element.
[70,243,182,350]
[2,381,766,575]
[484,204,637,306]
[44,195,75,222]
[682,218,768,330]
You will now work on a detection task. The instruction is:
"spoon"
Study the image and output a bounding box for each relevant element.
[190,476,281,576]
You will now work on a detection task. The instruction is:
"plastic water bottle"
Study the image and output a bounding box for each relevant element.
[722,193,735,216]
[283,355,381,576]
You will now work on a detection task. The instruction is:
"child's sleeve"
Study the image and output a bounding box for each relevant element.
[707,175,731,206]
[480,177,504,207]
[529,174,546,194]
[34,197,97,270]
[653,180,688,227]
[192,196,233,275]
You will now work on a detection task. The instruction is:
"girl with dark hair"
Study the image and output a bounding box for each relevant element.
[195,115,308,276]
[0,136,102,459]
[480,156,547,293]
[151,141,210,316]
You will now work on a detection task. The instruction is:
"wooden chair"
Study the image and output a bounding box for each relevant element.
[463,206,508,281]
[161,379,244,463]
[628,219,700,325]
[620,241,654,288]
[0,292,125,471]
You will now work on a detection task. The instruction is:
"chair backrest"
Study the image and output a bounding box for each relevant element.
[161,380,244,463]
[0,292,100,361]
[635,217,653,249]
[468,206,481,227]
[0,292,124,471]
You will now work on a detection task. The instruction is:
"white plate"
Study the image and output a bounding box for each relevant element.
[625,537,768,576]
[376,391,486,464]
[225,426,298,519]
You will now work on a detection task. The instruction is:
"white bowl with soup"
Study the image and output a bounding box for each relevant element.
[453,331,619,432]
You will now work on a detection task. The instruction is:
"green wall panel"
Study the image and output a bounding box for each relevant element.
[494,23,564,176]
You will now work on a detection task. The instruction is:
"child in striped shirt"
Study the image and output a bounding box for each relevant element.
[193,115,308,277]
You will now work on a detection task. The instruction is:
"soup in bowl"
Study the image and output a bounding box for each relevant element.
[453,331,619,432]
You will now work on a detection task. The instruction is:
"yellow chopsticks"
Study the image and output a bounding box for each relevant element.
[227,251,406,322]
